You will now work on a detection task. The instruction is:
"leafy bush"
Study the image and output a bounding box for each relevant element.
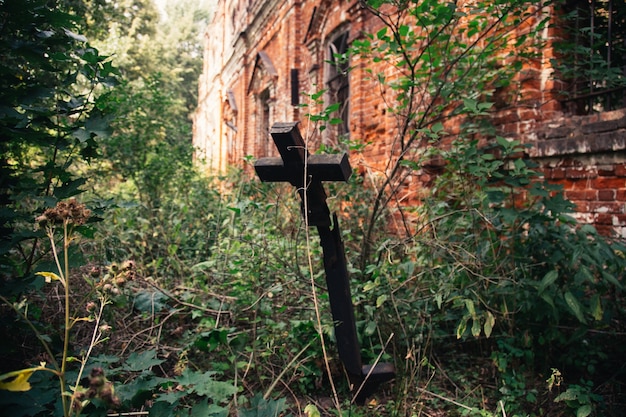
[0,0,117,287]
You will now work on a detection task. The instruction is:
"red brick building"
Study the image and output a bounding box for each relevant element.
[193,0,626,237]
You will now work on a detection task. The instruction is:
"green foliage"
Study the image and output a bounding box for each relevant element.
[351,0,550,271]
[73,0,211,113]
[97,74,194,209]
[0,0,117,284]
[239,394,291,417]
[554,380,602,417]
[346,1,626,412]
[3,1,625,416]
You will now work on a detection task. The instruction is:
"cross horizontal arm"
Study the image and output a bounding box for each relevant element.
[255,153,352,183]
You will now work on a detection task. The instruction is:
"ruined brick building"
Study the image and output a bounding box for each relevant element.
[193,0,626,237]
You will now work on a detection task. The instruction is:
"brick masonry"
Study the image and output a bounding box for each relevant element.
[527,109,626,237]
[193,0,626,238]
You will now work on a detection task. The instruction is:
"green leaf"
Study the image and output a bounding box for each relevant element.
[239,393,288,417]
[194,379,237,403]
[471,317,481,337]
[540,292,555,310]
[176,368,237,404]
[190,398,229,417]
[122,350,164,372]
[155,390,185,404]
[577,404,592,417]
[134,290,169,313]
[304,404,321,417]
[555,389,577,402]
[484,311,495,338]
[538,270,558,293]
[456,315,469,339]
[464,299,476,317]
[149,401,176,417]
[325,102,341,113]
[376,294,388,308]
[564,291,587,324]
[590,294,603,321]
[463,98,477,112]
[431,122,445,134]
[601,271,623,289]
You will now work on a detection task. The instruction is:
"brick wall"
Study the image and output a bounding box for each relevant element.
[528,109,626,237]
[194,0,626,237]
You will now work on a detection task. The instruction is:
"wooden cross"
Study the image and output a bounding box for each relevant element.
[254,122,351,227]
[255,122,394,404]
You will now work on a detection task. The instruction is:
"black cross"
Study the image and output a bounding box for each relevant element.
[255,122,394,404]
[254,122,351,227]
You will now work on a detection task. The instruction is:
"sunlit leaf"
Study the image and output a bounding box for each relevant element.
[304,404,321,417]
[471,317,481,337]
[484,311,495,338]
[376,294,388,308]
[36,271,62,284]
[0,367,47,392]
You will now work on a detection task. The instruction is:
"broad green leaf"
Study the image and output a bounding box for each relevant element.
[540,292,555,310]
[134,290,169,313]
[555,389,577,402]
[239,394,288,417]
[304,404,321,417]
[149,401,176,417]
[456,316,469,339]
[376,294,388,308]
[122,350,164,372]
[590,294,603,321]
[156,390,185,404]
[577,404,592,417]
[601,271,623,289]
[190,398,228,417]
[325,102,341,113]
[431,122,445,134]
[484,311,495,338]
[538,270,558,293]
[464,299,476,317]
[564,292,586,324]
[471,317,481,337]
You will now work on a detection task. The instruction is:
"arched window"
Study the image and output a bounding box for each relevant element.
[258,88,272,155]
[326,30,350,140]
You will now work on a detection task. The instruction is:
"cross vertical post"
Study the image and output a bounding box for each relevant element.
[255,122,394,404]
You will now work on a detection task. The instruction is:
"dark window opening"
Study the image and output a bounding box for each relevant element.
[259,88,271,155]
[327,31,350,138]
[556,0,626,114]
